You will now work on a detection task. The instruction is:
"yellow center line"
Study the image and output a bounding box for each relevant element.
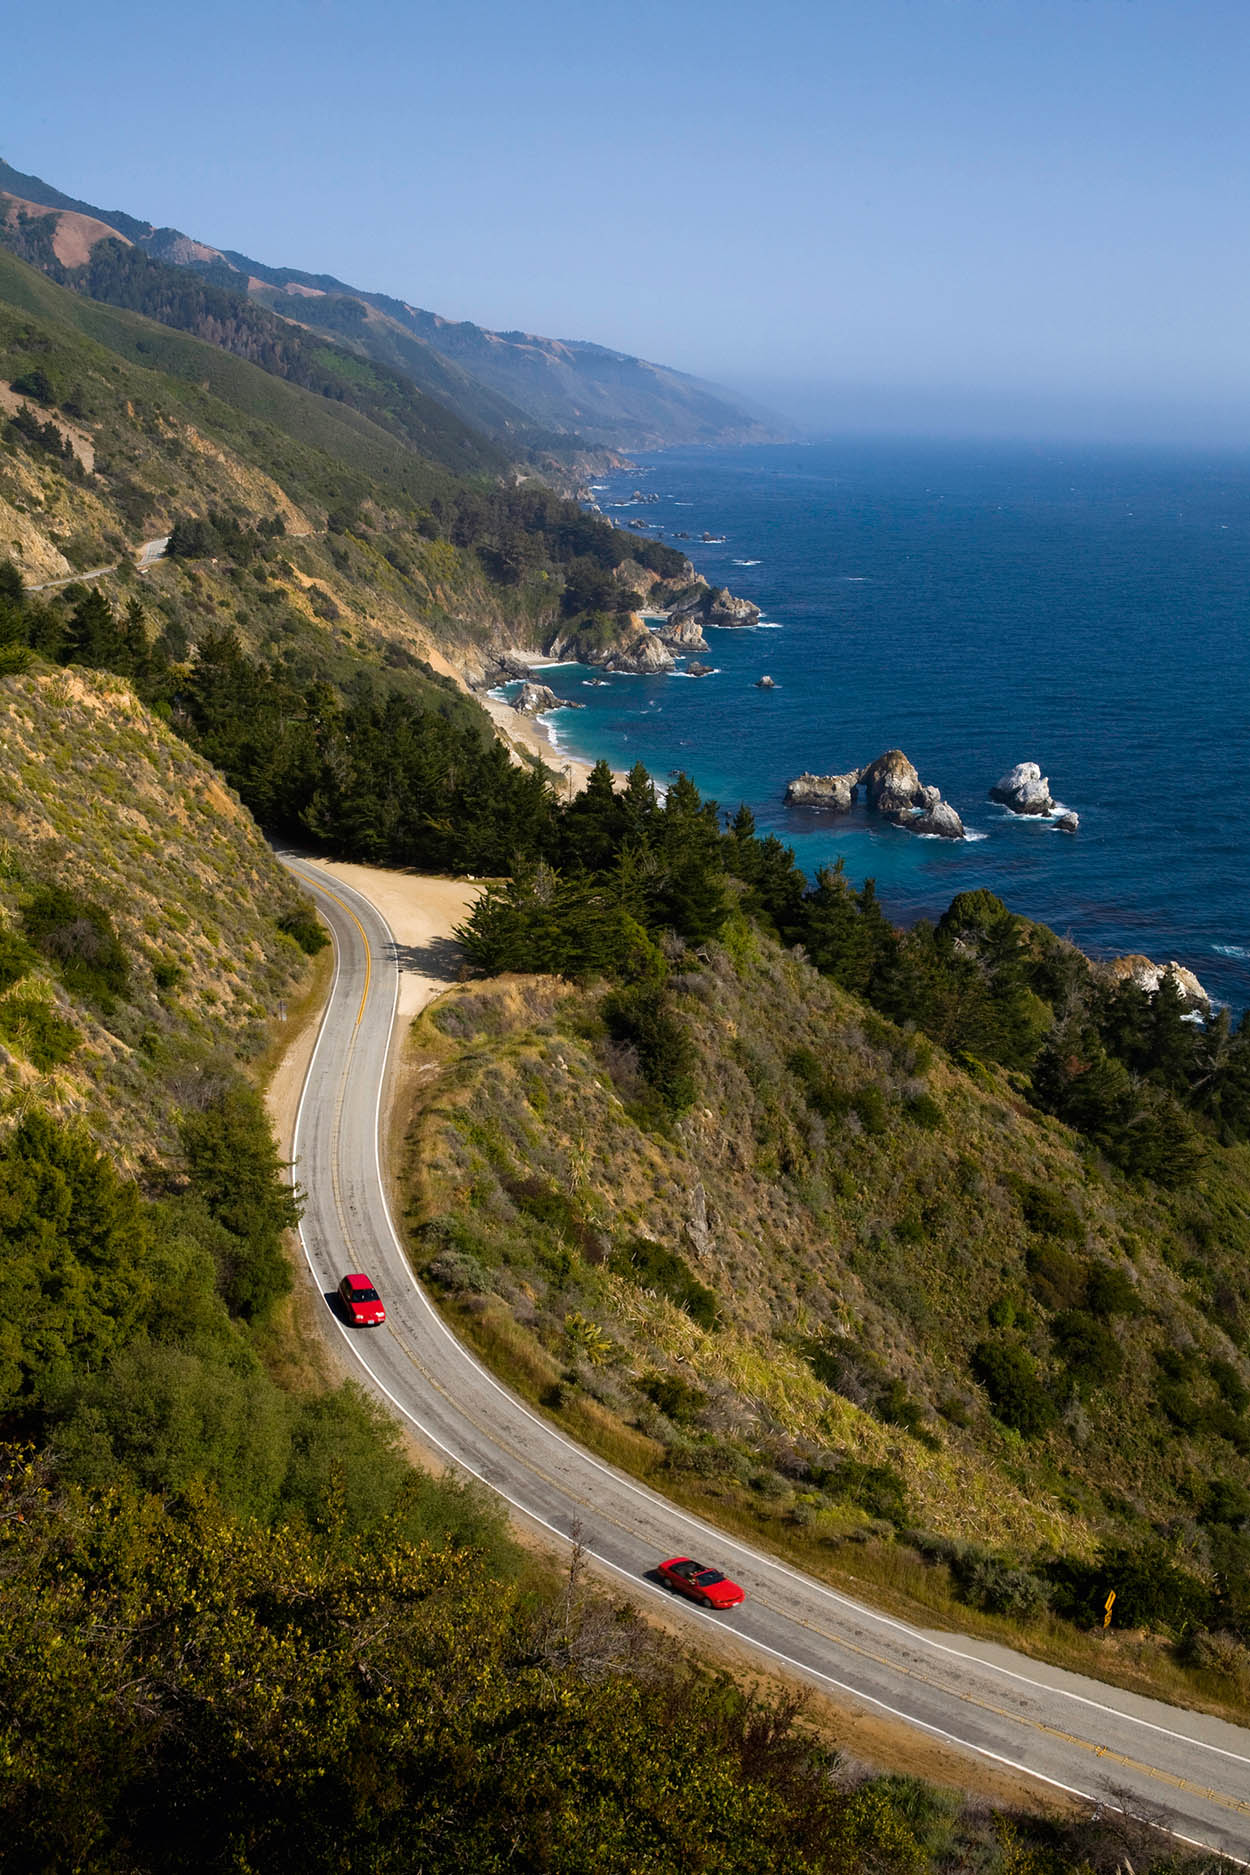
[295,867,372,1028]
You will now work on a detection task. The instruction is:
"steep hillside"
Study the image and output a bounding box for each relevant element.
[0,664,313,1169]
[405,914,1250,1705]
[0,157,784,452]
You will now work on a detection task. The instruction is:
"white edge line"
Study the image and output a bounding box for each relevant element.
[283,858,1250,1825]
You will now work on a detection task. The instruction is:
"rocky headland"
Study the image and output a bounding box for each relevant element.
[546,612,676,675]
[785,749,966,839]
[1100,954,1212,1011]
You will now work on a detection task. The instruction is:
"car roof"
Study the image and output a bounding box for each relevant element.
[343,1273,374,1290]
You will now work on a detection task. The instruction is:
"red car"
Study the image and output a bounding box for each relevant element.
[657,1556,745,1610]
[338,1273,386,1327]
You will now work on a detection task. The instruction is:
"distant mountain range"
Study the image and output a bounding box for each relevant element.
[0,158,785,458]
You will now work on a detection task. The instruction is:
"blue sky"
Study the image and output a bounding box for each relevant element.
[6,0,1248,441]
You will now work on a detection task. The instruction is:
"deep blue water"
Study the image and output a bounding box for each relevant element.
[513,440,1250,1011]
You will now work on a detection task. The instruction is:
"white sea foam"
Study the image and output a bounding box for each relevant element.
[840,576,868,582]
[962,828,989,842]
[732,558,761,566]
[756,620,783,629]
[1214,943,1250,961]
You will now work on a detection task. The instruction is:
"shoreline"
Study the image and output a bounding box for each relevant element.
[476,651,630,794]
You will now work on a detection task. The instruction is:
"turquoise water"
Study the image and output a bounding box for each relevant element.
[514,440,1250,1010]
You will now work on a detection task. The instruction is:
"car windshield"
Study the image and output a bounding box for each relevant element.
[694,1570,725,1587]
[352,1287,380,1303]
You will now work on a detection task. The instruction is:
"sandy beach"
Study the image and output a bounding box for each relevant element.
[478,654,629,794]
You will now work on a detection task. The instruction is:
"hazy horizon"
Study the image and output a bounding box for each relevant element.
[7,0,1247,448]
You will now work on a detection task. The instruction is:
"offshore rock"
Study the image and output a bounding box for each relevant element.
[913,799,966,840]
[513,682,559,714]
[990,762,1056,816]
[1056,811,1080,833]
[657,613,710,652]
[784,770,859,810]
[685,660,713,677]
[785,749,965,838]
[755,674,776,689]
[668,583,761,630]
[860,749,926,817]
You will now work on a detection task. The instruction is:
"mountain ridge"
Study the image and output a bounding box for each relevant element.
[0,156,786,454]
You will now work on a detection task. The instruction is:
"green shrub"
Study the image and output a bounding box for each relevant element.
[640,1370,707,1423]
[971,1339,1058,1437]
[1084,1261,1140,1317]
[0,995,79,1069]
[1025,1239,1086,1310]
[22,883,130,1010]
[819,1458,908,1525]
[602,987,697,1115]
[853,1085,889,1136]
[505,1177,601,1259]
[1051,1309,1125,1392]
[904,1090,942,1129]
[1020,1182,1082,1241]
[178,1080,298,1321]
[610,1236,718,1330]
[278,905,329,955]
[0,924,34,994]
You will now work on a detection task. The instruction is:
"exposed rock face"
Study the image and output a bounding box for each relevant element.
[685,661,712,677]
[755,674,776,689]
[603,615,675,674]
[990,762,1056,816]
[784,770,859,810]
[784,749,965,837]
[1056,811,1080,833]
[484,652,534,686]
[657,613,709,652]
[610,558,660,594]
[913,799,966,839]
[1102,955,1211,1011]
[513,682,559,714]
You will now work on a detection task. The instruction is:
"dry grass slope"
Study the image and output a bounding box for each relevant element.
[0,666,312,1168]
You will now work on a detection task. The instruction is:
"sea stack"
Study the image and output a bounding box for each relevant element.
[783,750,965,837]
[990,762,1057,816]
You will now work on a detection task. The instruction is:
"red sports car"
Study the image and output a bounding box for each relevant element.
[657,1556,745,1610]
[338,1273,386,1327]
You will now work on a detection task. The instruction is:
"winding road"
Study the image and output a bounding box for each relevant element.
[284,856,1250,1860]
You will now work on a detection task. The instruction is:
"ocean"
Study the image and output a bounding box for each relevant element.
[510,439,1250,1012]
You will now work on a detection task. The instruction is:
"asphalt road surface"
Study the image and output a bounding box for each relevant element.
[285,857,1250,1860]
